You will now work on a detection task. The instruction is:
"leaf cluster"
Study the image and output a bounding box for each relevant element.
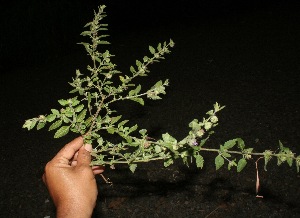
[23,4,299,174]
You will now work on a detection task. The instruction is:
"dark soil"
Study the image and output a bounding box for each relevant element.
[1,1,300,217]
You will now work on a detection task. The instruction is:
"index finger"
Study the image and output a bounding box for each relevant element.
[53,136,84,161]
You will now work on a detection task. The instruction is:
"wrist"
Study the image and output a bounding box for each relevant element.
[56,200,94,218]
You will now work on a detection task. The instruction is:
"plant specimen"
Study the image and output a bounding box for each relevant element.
[23,5,299,177]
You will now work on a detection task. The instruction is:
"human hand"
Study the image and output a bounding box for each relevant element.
[42,137,104,218]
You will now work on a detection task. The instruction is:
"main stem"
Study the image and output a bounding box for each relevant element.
[86,96,106,136]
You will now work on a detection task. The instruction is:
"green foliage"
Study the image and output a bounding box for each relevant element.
[23,4,299,175]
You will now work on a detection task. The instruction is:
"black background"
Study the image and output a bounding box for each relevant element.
[1,0,300,217]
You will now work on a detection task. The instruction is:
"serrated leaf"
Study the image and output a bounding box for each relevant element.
[195,154,204,169]
[118,120,129,128]
[75,104,84,112]
[228,160,237,170]
[135,85,141,94]
[279,140,284,150]
[46,114,56,122]
[111,115,122,124]
[237,138,245,150]
[139,129,147,136]
[287,153,294,167]
[157,43,162,51]
[215,155,224,170]
[263,150,272,171]
[84,22,92,28]
[149,45,155,54]
[51,109,60,116]
[222,152,231,158]
[130,66,136,74]
[223,139,237,150]
[164,158,174,167]
[136,60,142,67]
[49,120,62,131]
[71,98,80,106]
[130,97,144,105]
[58,99,68,106]
[77,109,87,123]
[155,145,162,153]
[80,31,92,36]
[296,156,300,173]
[85,116,93,126]
[287,157,293,167]
[54,126,70,138]
[99,40,110,44]
[143,56,149,62]
[107,127,115,134]
[129,164,137,173]
[23,119,36,130]
[129,124,138,133]
[87,92,91,108]
[237,158,247,172]
[37,122,46,130]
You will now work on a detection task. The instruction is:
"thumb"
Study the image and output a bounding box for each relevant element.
[77,144,92,166]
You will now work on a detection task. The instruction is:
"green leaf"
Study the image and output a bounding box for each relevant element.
[223,139,237,150]
[77,109,87,123]
[23,119,37,130]
[199,137,209,147]
[136,60,142,67]
[157,43,162,51]
[130,66,136,74]
[237,138,245,150]
[130,98,144,105]
[149,45,155,54]
[286,152,294,167]
[107,127,115,134]
[75,104,84,112]
[169,38,175,47]
[296,156,300,173]
[287,157,293,167]
[58,99,68,106]
[228,160,237,170]
[215,155,224,170]
[195,154,204,169]
[143,56,149,62]
[99,40,110,44]
[129,124,138,133]
[49,120,62,131]
[37,122,46,130]
[279,140,284,150]
[139,129,147,136]
[46,114,56,122]
[237,158,247,172]
[164,158,174,167]
[155,145,161,153]
[51,109,60,116]
[135,84,141,94]
[54,126,70,138]
[222,152,231,158]
[263,150,272,171]
[111,115,122,124]
[80,31,92,36]
[118,120,129,128]
[71,98,80,106]
[129,164,137,173]
[88,92,91,109]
